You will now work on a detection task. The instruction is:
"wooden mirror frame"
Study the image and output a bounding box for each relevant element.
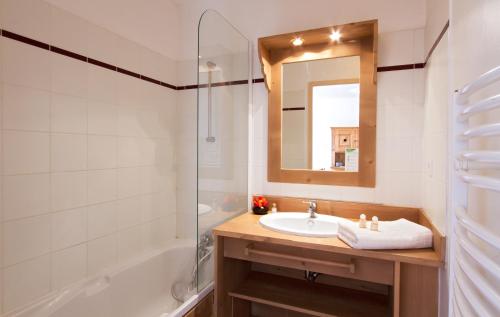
[258,20,378,187]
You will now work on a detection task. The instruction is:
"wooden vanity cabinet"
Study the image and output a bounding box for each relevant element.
[213,211,443,317]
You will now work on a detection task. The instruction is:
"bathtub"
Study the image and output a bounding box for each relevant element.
[6,240,213,317]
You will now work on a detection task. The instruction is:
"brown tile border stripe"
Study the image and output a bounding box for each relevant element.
[88,58,117,71]
[425,20,449,64]
[51,46,87,62]
[1,29,50,50]
[0,28,186,90]
[377,63,425,72]
[0,28,256,91]
[1,25,447,92]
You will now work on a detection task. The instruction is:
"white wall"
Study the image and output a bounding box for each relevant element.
[252,29,426,206]
[176,0,426,63]
[425,0,449,55]
[0,0,179,313]
[175,0,428,208]
[421,39,449,235]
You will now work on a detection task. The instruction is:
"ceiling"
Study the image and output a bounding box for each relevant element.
[44,0,181,60]
[44,0,427,62]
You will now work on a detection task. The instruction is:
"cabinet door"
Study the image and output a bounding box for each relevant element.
[184,291,214,317]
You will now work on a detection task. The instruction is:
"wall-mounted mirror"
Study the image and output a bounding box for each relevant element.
[282,56,360,172]
[259,20,377,187]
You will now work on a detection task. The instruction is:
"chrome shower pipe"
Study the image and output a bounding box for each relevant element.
[206,61,216,142]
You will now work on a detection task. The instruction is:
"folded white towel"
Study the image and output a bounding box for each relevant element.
[338,218,433,250]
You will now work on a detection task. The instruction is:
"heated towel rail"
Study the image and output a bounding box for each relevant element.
[451,66,500,316]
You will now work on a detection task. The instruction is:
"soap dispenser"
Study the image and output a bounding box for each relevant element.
[370,216,379,231]
[271,203,277,213]
[359,214,367,228]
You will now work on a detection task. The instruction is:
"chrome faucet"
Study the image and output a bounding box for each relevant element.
[305,200,318,218]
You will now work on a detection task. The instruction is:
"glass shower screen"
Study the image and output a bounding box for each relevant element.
[196,10,250,291]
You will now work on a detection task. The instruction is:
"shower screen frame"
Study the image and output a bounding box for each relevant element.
[196,9,252,292]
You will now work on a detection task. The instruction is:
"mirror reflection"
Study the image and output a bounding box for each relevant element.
[281,56,360,172]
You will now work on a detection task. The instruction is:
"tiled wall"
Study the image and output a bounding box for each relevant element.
[251,28,426,207]
[0,0,178,313]
[421,31,448,235]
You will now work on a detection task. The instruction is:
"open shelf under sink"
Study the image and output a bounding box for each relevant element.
[228,272,390,317]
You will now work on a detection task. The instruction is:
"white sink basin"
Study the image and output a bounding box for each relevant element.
[259,212,347,237]
[198,203,212,215]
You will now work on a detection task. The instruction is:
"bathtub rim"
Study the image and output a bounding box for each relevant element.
[3,239,198,317]
[166,282,214,317]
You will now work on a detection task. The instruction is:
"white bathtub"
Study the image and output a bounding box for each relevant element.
[6,240,213,317]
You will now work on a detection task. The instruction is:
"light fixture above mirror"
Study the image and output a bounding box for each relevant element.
[292,37,304,46]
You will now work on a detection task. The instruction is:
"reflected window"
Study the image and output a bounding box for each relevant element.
[311,82,359,171]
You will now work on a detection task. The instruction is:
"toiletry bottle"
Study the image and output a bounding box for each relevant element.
[271,203,277,213]
[359,214,367,228]
[370,216,379,231]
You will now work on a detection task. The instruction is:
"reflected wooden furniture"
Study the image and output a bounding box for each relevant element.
[259,20,377,187]
[331,127,359,168]
[213,200,444,317]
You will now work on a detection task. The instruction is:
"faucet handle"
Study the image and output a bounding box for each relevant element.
[302,200,317,208]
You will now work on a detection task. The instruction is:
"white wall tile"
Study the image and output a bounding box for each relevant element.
[378,30,415,67]
[87,235,116,276]
[117,137,142,167]
[116,226,143,263]
[377,70,415,107]
[142,166,167,195]
[2,255,51,313]
[2,131,50,175]
[2,174,50,221]
[51,244,87,290]
[3,215,51,266]
[87,65,117,104]
[117,167,142,199]
[51,207,87,251]
[116,197,142,230]
[51,134,87,172]
[1,38,51,91]
[141,193,166,222]
[140,139,157,166]
[51,172,87,211]
[117,105,142,137]
[2,84,50,131]
[87,201,117,240]
[88,100,118,135]
[0,3,179,312]
[87,170,116,204]
[51,54,87,97]
[51,93,87,134]
[88,135,117,170]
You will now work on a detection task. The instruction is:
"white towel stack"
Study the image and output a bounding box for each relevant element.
[338,218,433,250]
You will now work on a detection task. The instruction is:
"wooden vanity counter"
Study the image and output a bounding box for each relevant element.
[213,212,443,268]
[213,205,445,317]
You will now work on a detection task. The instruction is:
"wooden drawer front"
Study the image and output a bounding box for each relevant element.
[223,238,394,285]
